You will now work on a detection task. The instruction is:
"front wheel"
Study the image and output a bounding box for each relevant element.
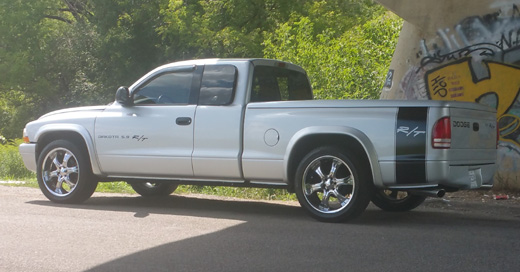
[371,190,426,212]
[294,146,372,223]
[37,140,98,204]
[130,182,178,197]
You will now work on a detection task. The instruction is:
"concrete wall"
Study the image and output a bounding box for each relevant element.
[378,0,520,189]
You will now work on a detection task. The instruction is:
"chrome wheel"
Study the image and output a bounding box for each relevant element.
[37,139,98,203]
[380,190,409,201]
[302,155,355,214]
[295,146,372,222]
[130,182,178,197]
[371,189,426,212]
[41,147,80,197]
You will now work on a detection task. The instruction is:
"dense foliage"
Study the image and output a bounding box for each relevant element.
[264,12,401,99]
[0,0,402,139]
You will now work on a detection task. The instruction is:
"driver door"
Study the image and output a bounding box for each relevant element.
[95,66,201,178]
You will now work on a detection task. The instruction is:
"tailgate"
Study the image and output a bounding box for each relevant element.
[450,107,496,150]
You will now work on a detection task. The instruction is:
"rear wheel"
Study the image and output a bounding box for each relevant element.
[294,146,372,223]
[371,190,426,212]
[130,182,178,197]
[37,140,98,204]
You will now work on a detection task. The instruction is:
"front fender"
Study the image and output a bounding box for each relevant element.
[34,124,102,176]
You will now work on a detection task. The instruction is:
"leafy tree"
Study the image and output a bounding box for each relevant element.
[0,0,401,139]
[264,11,402,99]
[87,0,170,88]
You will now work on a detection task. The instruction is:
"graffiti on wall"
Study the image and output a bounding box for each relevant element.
[402,3,520,147]
[425,59,520,116]
[418,4,520,71]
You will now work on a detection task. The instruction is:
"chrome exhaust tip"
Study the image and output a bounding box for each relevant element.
[408,189,446,198]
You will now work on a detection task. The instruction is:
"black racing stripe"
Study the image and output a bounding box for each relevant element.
[396,107,428,184]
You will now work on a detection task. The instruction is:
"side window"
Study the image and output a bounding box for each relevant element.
[134,72,194,105]
[199,65,237,105]
[251,65,312,102]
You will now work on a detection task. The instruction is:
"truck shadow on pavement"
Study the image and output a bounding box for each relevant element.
[29,194,309,222]
[27,193,520,226]
[27,194,520,272]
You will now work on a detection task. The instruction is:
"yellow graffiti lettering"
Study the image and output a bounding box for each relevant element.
[426,59,520,117]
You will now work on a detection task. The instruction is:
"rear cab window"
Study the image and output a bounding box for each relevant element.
[251,65,313,102]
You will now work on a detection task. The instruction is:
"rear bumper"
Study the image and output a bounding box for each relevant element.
[426,161,496,189]
[381,160,496,190]
[19,143,37,173]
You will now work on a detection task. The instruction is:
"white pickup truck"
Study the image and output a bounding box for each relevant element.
[19,59,497,222]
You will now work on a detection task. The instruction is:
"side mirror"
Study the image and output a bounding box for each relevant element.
[115,86,133,106]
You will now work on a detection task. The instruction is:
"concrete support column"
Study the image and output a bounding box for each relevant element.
[377,0,520,189]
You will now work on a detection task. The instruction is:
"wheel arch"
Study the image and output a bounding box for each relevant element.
[284,126,383,192]
[34,124,102,175]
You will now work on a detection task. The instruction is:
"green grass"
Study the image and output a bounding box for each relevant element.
[0,139,36,181]
[99,183,297,201]
[96,183,297,201]
[95,181,136,194]
[4,180,296,201]
[175,185,297,201]
[1,139,296,201]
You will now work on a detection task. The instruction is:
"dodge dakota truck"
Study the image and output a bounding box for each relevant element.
[19,58,497,222]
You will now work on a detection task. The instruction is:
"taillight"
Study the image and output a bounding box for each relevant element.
[432,117,451,149]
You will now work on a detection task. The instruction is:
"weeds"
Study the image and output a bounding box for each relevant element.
[175,185,296,201]
[493,171,520,193]
[0,139,35,181]
[94,183,296,201]
[3,139,519,199]
[1,138,296,200]
[3,137,518,198]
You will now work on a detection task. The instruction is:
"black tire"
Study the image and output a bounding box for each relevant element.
[294,146,373,223]
[130,182,178,197]
[37,139,98,204]
[371,190,426,212]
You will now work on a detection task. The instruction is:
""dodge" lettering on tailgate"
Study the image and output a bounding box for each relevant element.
[453,121,470,128]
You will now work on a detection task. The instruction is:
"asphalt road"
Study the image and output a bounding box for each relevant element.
[1,186,519,272]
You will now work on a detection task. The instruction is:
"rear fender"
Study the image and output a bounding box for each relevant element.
[284,126,383,188]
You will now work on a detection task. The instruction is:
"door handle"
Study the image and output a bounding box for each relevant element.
[176,117,192,126]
